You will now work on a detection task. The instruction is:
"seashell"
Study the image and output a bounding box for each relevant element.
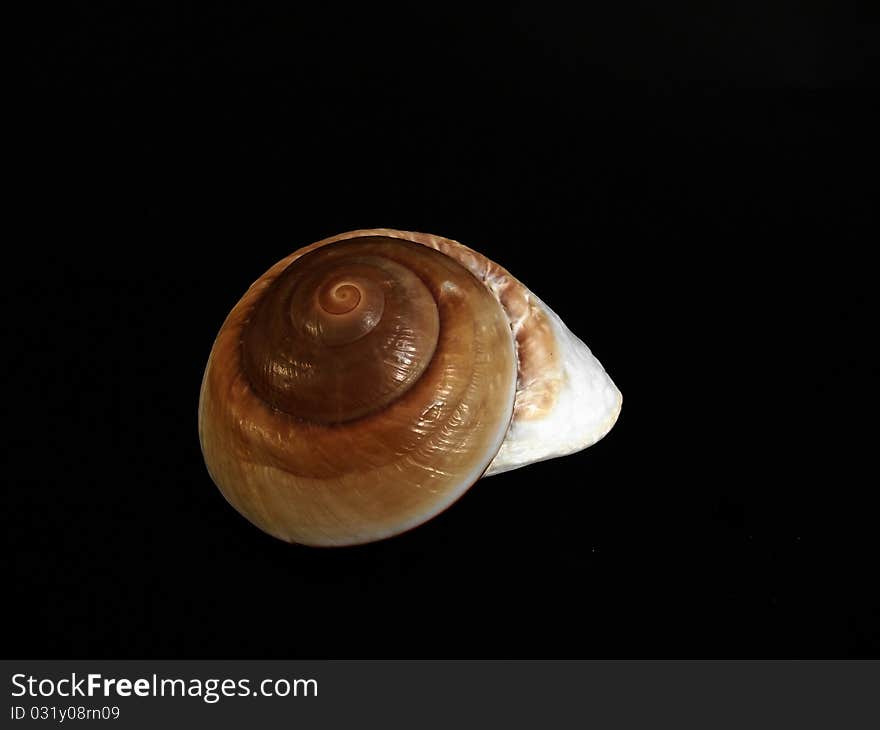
[198,229,622,546]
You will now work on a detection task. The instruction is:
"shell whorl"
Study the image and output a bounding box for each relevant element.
[199,235,518,546]
[240,240,443,424]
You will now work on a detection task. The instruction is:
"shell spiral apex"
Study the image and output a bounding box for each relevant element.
[198,229,621,546]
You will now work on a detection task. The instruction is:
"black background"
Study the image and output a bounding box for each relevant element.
[12,3,878,658]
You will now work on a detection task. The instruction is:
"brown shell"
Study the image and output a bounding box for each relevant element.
[198,233,518,546]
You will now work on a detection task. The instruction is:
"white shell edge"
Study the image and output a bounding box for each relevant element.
[485,295,623,476]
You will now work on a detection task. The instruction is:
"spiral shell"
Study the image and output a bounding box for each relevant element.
[199,229,621,546]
